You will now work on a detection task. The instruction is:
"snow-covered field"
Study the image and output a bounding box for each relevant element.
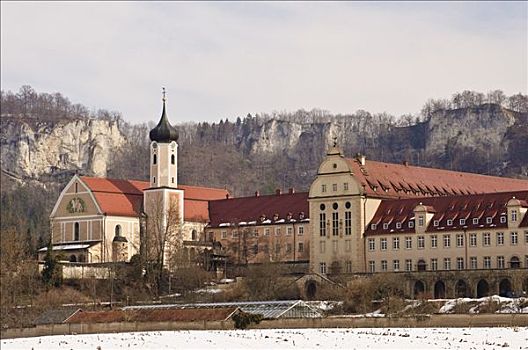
[2,327,527,350]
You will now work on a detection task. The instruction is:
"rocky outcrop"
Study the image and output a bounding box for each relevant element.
[1,117,124,182]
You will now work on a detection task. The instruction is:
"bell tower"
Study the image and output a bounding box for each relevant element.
[148,88,179,188]
[143,88,184,266]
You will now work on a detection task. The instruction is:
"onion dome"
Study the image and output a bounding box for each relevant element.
[149,88,179,143]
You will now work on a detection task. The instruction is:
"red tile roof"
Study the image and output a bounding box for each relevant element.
[208,192,309,228]
[345,158,528,199]
[80,176,228,222]
[65,307,238,323]
[365,190,528,235]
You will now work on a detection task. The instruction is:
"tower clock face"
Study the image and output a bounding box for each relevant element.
[171,141,176,149]
[152,142,158,149]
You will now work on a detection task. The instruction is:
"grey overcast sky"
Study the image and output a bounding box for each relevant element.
[1,1,527,124]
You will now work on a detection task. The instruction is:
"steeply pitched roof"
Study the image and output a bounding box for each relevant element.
[208,192,309,228]
[345,158,528,199]
[365,190,528,235]
[80,176,228,222]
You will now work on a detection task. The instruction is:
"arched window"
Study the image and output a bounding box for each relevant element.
[115,225,121,237]
[69,254,77,262]
[191,229,197,241]
[74,222,80,241]
[153,154,157,165]
[171,154,175,165]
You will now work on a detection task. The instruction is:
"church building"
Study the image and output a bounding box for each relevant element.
[40,93,228,264]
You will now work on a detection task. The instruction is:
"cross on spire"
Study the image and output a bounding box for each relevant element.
[162,87,166,102]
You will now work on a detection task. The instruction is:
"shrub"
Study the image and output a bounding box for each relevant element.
[232,311,263,329]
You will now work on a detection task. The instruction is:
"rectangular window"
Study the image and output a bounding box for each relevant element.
[332,240,338,253]
[298,242,304,252]
[511,210,517,222]
[497,232,504,245]
[469,233,477,247]
[396,222,402,229]
[408,221,414,228]
[470,256,477,269]
[345,239,351,252]
[298,226,304,235]
[392,237,400,250]
[418,216,424,227]
[322,184,327,193]
[381,238,387,251]
[368,261,375,273]
[332,212,339,236]
[344,183,349,191]
[460,218,466,226]
[319,241,326,253]
[511,232,518,245]
[444,257,451,270]
[447,219,453,226]
[221,231,227,239]
[368,238,375,251]
[443,234,451,248]
[484,256,491,269]
[497,256,505,269]
[320,262,327,274]
[287,227,293,236]
[253,229,259,237]
[431,235,438,248]
[275,243,281,254]
[486,217,492,224]
[286,243,292,253]
[345,211,352,235]
[346,260,352,273]
[381,260,388,271]
[319,213,326,237]
[456,257,464,270]
[232,230,238,238]
[525,232,528,244]
[483,233,491,246]
[275,228,281,236]
[393,260,400,271]
[433,220,439,227]
[405,259,412,271]
[332,183,337,192]
[431,258,438,271]
[473,218,479,224]
[456,234,464,247]
[500,216,506,224]
[417,236,425,249]
[405,236,412,249]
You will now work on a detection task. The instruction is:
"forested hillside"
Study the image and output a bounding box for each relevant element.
[1,86,527,249]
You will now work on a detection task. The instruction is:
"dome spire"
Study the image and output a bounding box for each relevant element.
[149,87,179,143]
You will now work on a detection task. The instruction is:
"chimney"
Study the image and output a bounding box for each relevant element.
[288,188,295,194]
[403,160,409,166]
[356,153,366,166]
[275,189,282,195]
[255,191,260,197]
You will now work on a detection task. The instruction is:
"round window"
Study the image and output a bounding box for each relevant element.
[345,201,351,209]
[333,203,338,210]
[320,204,326,211]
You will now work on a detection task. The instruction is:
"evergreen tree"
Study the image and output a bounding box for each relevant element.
[41,240,62,287]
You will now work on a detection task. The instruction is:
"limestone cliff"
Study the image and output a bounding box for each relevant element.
[1,117,124,183]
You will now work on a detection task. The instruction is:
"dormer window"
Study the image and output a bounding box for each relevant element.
[433,220,439,227]
[511,210,517,222]
[418,216,424,227]
[396,222,402,229]
[383,223,389,230]
[371,224,377,230]
[447,219,453,226]
[408,221,414,228]
[473,218,479,224]
[500,216,506,224]
[486,217,492,224]
[460,218,466,225]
